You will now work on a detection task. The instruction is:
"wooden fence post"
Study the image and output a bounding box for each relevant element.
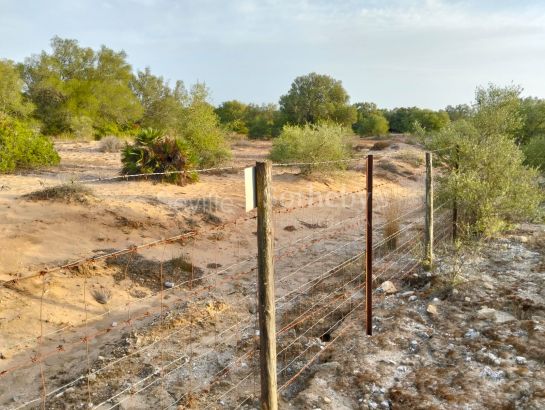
[424,152,433,269]
[255,160,278,410]
[365,155,373,336]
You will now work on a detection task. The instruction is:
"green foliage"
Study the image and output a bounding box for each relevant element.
[279,73,357,127]
[121,128,197,185]
[523,135,545,172]
[0,114,60,173]
[215,100,248,133]
[176,83,231,167]
[424,119,542,237]
[0,59,34,117]
[445,104,472,122]
[246,103,283,139]
[353,103,389,136]
[23,36,142,136]
[269,123,352,174]
[520,97,545,145]
[472,84,523,141]
[131,67,185,131]
[385,107,450,133]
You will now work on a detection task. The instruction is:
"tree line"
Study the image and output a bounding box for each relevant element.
[1,36,544,176]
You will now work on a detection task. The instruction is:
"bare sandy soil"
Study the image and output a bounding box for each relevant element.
[2,137,541,409]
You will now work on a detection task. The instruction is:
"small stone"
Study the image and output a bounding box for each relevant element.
[515,356,527,365]
[368,401,379,409]
[432,297,440,303]
[87,373,96,382]
[111,322,118,327]
[452,288,459,295]
[465,329,479,339]
[408,295,417,302]
[465,297,471,302]
[409,340,419,353]
[98,356,105,361]
[480,366,504,381]
[426,304,438,315]
[164,281,175,289]
[323,397,331,404]
[400,291,414,297]
[379,281,397,294]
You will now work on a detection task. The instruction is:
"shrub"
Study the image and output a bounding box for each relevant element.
[99,135,124,153]
[0,114,60,173]
[177,83,231,167]
[121,128,197,185]
[523,135,545,172]
[354,112,389,137]
[269,123,352,174]
[424,120,543,237]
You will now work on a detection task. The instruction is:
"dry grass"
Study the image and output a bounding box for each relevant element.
[395,150,424,168]
[24,182,94,204]
[91,287,112,304]
[380,189,403,251]
[99,136,124,153]
[371,141,391,151]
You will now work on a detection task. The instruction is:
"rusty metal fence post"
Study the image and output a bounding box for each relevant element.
[365,154,373,336]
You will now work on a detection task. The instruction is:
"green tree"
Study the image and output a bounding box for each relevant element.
[0,59,34,117]
[423,86,542,237]
[385,107,449,133]
[445,104,472,122]
[353,102,389,136]
[177,83,231,167]
[279,73,357,126]
[520,97,545,145]
[131,67,185,131]
[215,100,248,133]
[472,83,523,141]
[245,103,283,139]
[523,135,545,172]
[23,36,142,136]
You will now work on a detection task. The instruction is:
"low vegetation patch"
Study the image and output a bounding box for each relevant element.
[270,123,352,174]
[24,182,94,203]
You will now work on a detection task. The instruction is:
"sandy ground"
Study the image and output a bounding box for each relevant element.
[0,137,451,409]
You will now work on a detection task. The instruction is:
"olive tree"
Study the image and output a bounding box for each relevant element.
[279,73,356,127]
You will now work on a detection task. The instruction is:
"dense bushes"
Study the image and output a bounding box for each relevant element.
[385,107,450,133]
[121,128,197,185]
[269,123,351,174]
[179,84,231,167]
[523,135,545,172]
[353,103,389,137]
[423,85,543,237]
[0,114,59,173]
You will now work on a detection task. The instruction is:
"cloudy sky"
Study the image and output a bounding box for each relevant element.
[1,0,544,109]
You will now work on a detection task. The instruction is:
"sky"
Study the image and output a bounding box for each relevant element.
[1,0,545,109]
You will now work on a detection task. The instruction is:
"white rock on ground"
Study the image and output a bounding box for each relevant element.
[379,280,397,294]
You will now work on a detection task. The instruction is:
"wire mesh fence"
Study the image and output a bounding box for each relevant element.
[0,149,453,409]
